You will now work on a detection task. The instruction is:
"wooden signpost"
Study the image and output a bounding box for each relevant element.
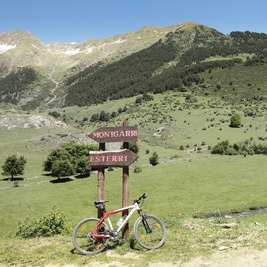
[89,149,138,167]
[89,121,138,239]
[89,126,138,143]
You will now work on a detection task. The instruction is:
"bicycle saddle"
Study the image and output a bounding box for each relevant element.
[94,200,109,209]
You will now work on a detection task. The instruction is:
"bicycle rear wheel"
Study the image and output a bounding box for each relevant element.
[134,214,166,250]
[72,218,109,255]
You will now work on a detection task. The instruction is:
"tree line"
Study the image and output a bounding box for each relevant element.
[211,139,267,156]
[64,40,177,106]
[0,67,37,105]
[64,29,267,107]
[1,141,162,181]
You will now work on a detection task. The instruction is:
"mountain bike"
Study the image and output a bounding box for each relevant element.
[72,193,166,255]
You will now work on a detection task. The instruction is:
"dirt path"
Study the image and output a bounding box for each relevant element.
[43,248,267,267]
[181,248,267,267]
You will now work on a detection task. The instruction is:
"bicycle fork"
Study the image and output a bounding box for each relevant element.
[139,210,152,234]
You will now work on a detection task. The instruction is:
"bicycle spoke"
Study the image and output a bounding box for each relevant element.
[134,215,166,249]
[73,218,109,255]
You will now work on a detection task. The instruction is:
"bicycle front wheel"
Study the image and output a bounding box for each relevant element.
[134,214,166,250]
[72,218,109,255]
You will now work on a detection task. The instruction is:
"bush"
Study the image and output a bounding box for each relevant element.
[75,155,91,175]
[211,139,267,156]
[15,207,68,238]
[211,140,230,155]
[129,142,139,154]
[230,113,242,128]
[43,143,98,178]
[51,159,74,179]
[133,165,142,173]
[49,111,61,118]
[149,152,159,166]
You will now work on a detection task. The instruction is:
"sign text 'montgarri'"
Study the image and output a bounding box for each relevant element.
[89,149,138,167]
[89,126,138,143]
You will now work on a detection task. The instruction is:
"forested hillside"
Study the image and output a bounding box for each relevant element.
[0,67,37,105]
[1,23,267,110]
[64,27,267,107]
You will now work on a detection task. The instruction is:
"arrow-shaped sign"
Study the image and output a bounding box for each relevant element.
[89,126,138,143]
[89,149,138,167]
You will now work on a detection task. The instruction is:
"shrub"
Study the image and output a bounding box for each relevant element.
[211,139,267,156]
[211,140,230,155]
[15,207,68,238]
[49,111,61,118]
[230,113,242,128]
[75,155,91,176]
[51,159,74,179]
[149,152,159,166]
[43,144,98,178]
[133,165,142,173]
[129,142,139,154]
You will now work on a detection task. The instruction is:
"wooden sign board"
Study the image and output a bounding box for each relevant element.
[89,126,138,143]
[89,149,138,167]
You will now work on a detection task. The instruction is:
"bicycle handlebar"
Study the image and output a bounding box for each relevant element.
[134,193,147,204]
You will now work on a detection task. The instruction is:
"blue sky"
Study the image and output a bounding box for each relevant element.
[0,0,266,44]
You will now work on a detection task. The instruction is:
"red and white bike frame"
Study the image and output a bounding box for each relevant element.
[90,202,140,238]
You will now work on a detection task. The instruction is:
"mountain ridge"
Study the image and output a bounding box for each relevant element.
[1,21,267,110]
[0,23,181,71]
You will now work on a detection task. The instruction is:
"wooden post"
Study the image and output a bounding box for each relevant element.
[97,142,105,218]
[89,121,138,236]
[122,120,129,240]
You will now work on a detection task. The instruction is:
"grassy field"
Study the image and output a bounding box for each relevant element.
[1,92,267,265]
[1,154,267,235]
[1,154,267,266]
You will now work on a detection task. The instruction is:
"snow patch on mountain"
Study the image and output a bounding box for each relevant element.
[0,43,16,54]
[31,44,41,50]
[110,38,126,45]
[63,48,80,55]
[46,42,82,55]
[87,46,95,53]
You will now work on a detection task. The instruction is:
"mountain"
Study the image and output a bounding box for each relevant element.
[0,25,179,77]
[0,24,179,109]
[1,22,267,110]
[64,23,267,106]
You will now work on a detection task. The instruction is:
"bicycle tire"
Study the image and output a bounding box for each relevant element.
[72,218,109,255]
[133,214,166,250]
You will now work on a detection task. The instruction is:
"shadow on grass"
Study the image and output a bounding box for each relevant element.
[75,173,90,179]
[50,177,73,184]
[1,177,25,181]
[42,173,52,177]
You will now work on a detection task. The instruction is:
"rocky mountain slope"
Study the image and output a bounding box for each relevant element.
[1,21,267,110]
[0,23,180,109]
[0,24,179,77]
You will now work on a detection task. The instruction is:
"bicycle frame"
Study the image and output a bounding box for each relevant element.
[90,202,140,238]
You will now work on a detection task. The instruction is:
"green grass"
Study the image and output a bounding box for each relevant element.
[199,63,267,102]
[1,92,267,265]
[48,91,267,152]
[1,155,267,236]
[1,214,266,266]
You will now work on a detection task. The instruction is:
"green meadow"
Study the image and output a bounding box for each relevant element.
[1,92,267,265]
